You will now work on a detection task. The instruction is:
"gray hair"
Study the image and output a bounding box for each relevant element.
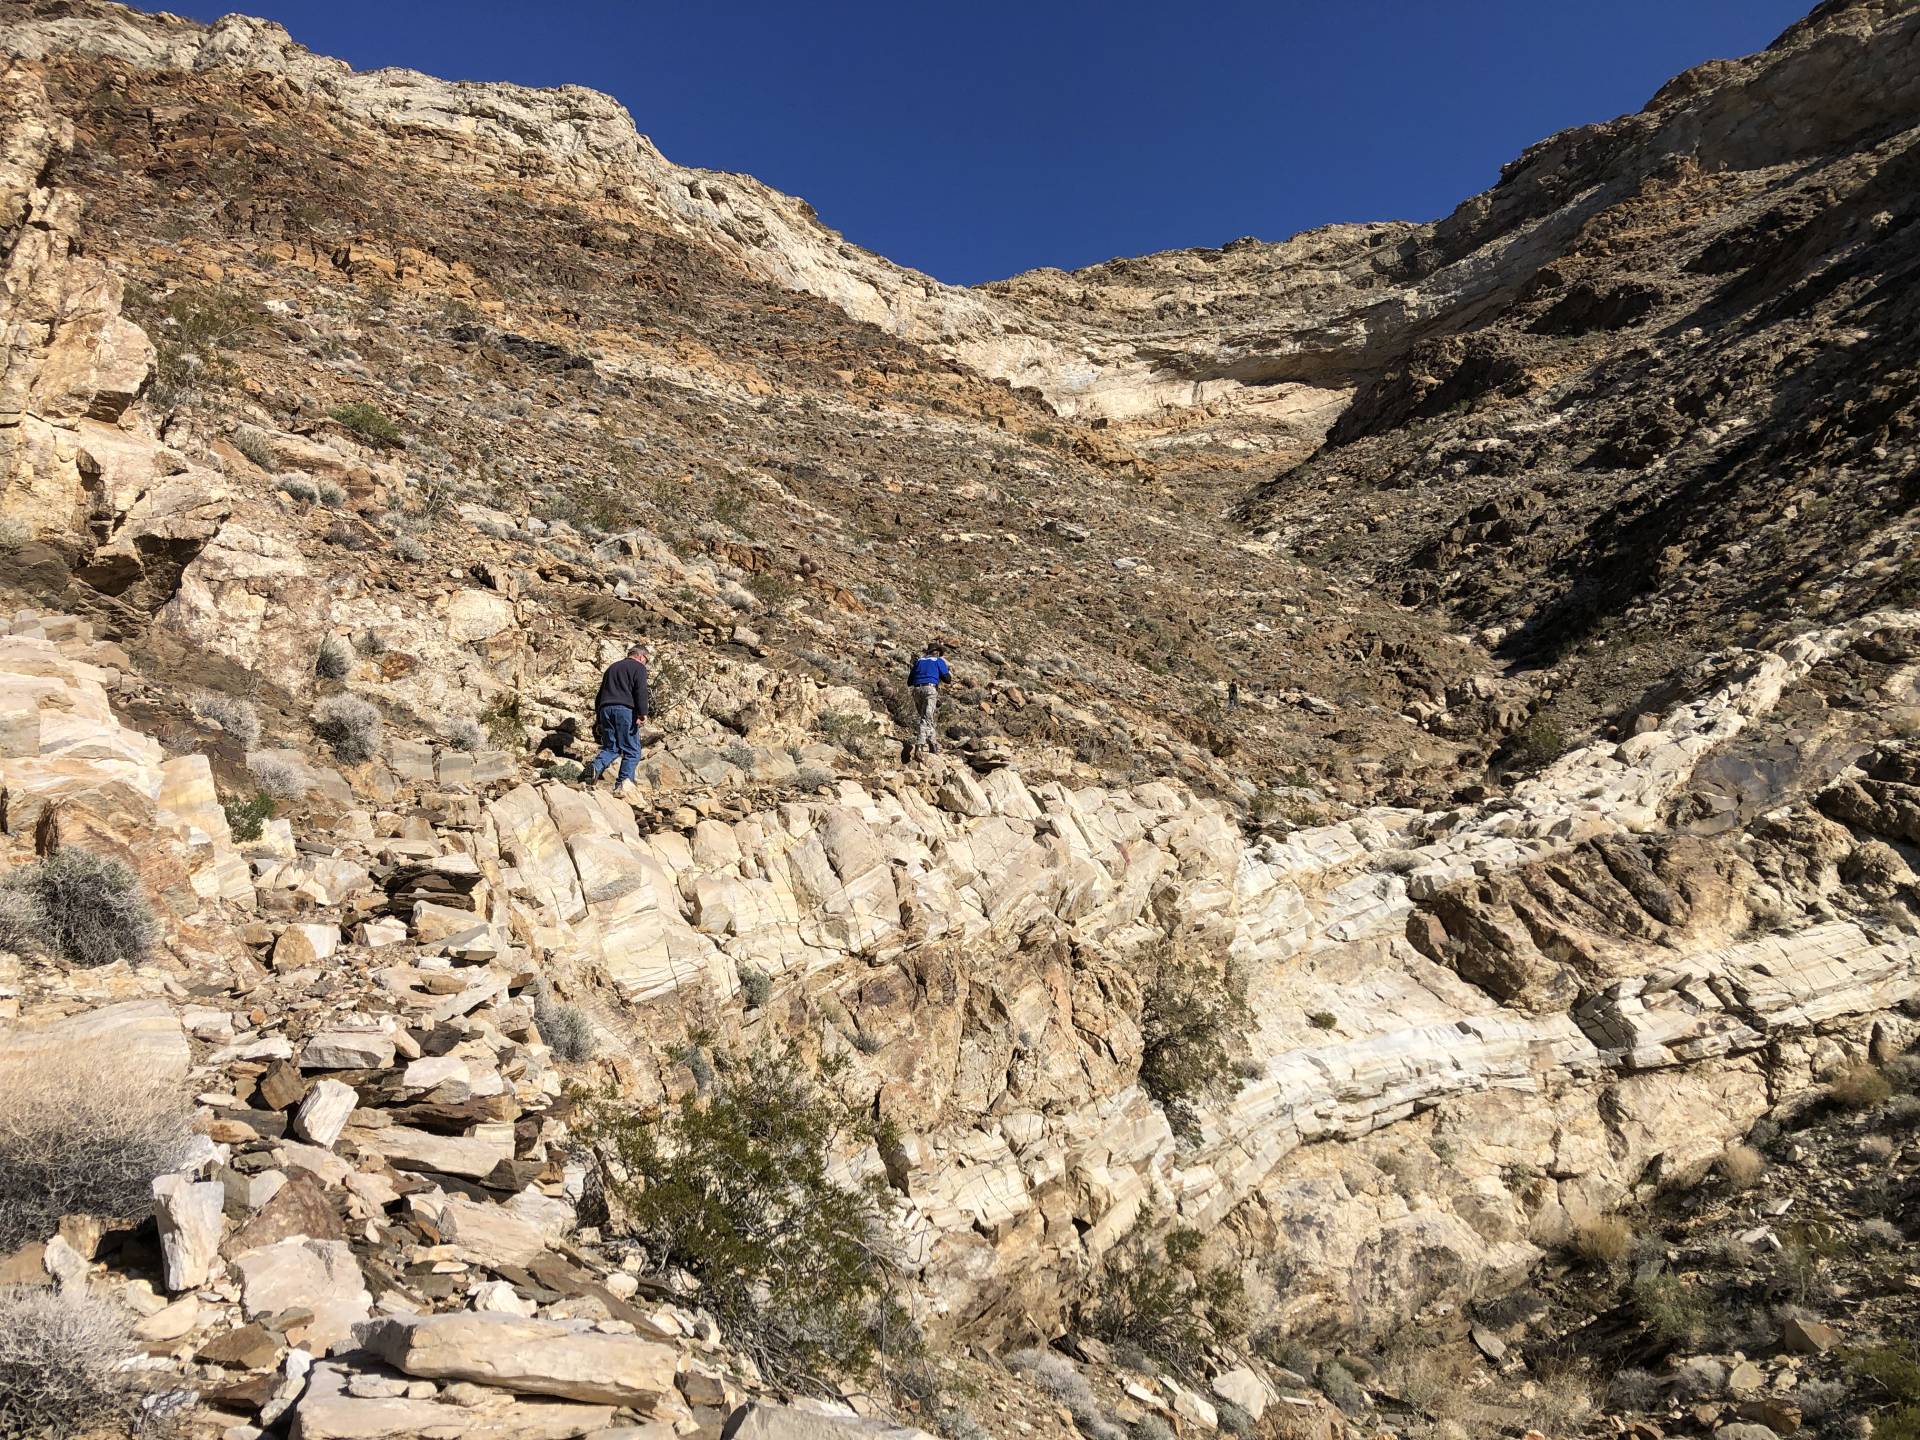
[628,641,649,659]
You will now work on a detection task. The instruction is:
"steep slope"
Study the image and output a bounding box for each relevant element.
[0,5,1918,1440]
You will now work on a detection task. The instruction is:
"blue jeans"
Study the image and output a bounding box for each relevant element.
[586,705,642,784]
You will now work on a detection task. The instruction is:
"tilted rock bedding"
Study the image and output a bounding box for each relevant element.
[1,3,1918,1439]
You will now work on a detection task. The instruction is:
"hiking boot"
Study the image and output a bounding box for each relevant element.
[611,779,631,800]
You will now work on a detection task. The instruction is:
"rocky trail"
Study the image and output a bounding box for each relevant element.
[0,2,1917,1440]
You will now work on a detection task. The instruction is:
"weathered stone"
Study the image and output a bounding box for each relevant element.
[294,1079,359,1147]
[302,1031,395,1070]
[152,1175,226,1292]
[353,1313,680,1406]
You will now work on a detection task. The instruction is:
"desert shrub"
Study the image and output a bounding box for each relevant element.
[277,475,319,503]
[1862,1133,1896,1161]
[189,688,261,749]
[482,694,528,750]
[445,717,486,753]
[136,281,263,405]
[818,709,878,748]
[724,740,756,772]
[1130,1417,1175,1440]
[796,764,834,792]
[0,850,158,968]
[738,966,773,1010]
[230,425,278,470]
[1136,939,1252,1138]
[1630,1273,1715,1346]
[314,478,347,507]
[1607,1367,1665,1411]
[1214,1401,1254,1437]
[1846,1340,1920,1404]
[1570,1215,1635,1268]
[0,516,29,552]
[1508,712,1568,769]
[1007,1350,1125,1440]
[1083,1222,1246,1378]
[1862,1218,1903,1247]
[330,401,403,448]
[1717,1141,1767,1189]
[647,653,685,721]
[1315,1360,1370,1415]
[392,534,427,562]
[249,754,305,801]
[1307,1010,1338,1030]
[1520,1364,1597,1436]
[585,1049,890,1381]
[0,1040,196,1248]
[0,1286,141,1439]
[354,630,389,657]
[746,570,796,607]
[1831,1062,1893,1109]
[530,981,594,1063]
[540,760,583,783]
[315,633,353,679]
[222,792,276,843]
[312,694,382,763]
[323,518,364,549]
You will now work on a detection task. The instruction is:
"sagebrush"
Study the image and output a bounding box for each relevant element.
[0,1286,141,1439]
[0,1040,197,1249]
[313,693,382,763]
[189,689,261,749]
[0,849,158,968]
[1083,1221,1246,1377]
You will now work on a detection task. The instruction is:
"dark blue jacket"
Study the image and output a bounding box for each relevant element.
[908,655,951,687]
[594,657,651,717]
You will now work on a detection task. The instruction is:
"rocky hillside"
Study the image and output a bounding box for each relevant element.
[0,4,1916,1440]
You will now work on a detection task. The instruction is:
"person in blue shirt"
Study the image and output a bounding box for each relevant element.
[906,643,951,755]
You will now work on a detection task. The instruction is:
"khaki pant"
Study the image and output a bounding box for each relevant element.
[912,684,939,750]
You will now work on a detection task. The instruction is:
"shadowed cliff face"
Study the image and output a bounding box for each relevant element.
[1,5,1918,1439]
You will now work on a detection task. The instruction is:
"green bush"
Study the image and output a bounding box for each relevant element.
[1136,939,1252,1138]
[482,694,529,750]
[315,633,353,679]
[133,282,263,406]
[0,850,158,968]
[1630,1272,1716,1347]
[1084,1222,1246,1378]
[330,402,403,448]
[1508,712,1568,769]
[585,1049,891,1381]
[222,792,277,843]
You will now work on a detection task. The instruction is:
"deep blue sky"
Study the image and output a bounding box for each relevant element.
[168,1,1814,285]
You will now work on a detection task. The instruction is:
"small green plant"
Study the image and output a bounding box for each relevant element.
[540,760,584,783]
[330,402,403,448]
[1085,1222,1246,1378]
[1307,1010,1337,1030]
[585,1049,892,1382]
[133,281,264,405]
[738,967,773,1010]
[818,709,878,749]
[1630,1272,1715,1346]
[1845,1340,1920,1404]
[746,570,796,607]
[0,850,158,969]
[1137,938,1252,1138]
[647,653,685,721]
[222,793,276,844]
[482,694,529,749]
[709,479,753,529]
[1508,712,1568,769]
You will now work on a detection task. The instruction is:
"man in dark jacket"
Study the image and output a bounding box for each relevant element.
[906,642,951,755]
[585,643,651,797]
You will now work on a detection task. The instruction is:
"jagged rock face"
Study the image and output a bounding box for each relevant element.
[1,3,1919,1434]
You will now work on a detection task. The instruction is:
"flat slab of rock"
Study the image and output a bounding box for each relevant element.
[353,1122,514,1179]
[353,1313,679,1406]
[302,1030,396,1070]
[234,1238,370,1353]
[721,1404,937,1440]
[291,1361,613,1440]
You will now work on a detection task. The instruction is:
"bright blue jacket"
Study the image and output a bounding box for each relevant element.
[908,655,951,687]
